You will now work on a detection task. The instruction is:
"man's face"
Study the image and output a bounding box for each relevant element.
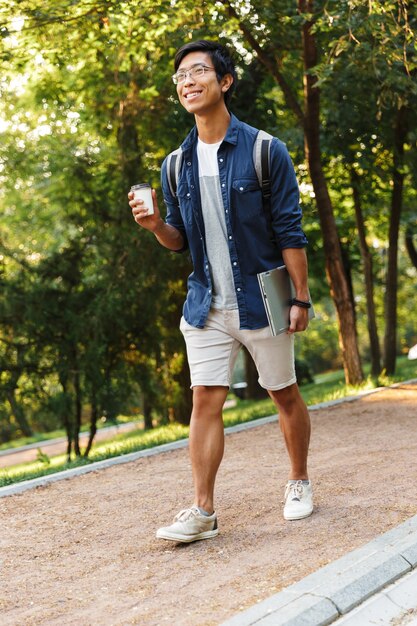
[175,51,230,115]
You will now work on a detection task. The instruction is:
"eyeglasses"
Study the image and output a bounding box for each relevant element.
[172,64,215,85]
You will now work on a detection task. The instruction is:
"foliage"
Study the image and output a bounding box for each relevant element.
[0,0,416,446]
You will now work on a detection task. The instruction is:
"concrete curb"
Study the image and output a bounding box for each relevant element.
[0,416,281,498]
[0,437,189,497]
[1,378,416,499]
[334,567,417,624]
[220,514,417,626]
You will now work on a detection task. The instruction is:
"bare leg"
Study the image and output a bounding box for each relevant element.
[268,383,311,480]
[189,385,229,513]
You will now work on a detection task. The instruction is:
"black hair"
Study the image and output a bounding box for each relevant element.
[174,40,237,108]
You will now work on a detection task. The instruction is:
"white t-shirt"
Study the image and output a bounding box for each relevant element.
[197,138,237,310]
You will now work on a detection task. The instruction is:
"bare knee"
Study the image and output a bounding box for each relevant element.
[192,386,228,418]
[268,383,303,414]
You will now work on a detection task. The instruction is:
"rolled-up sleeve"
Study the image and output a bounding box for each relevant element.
[269,139,308,250]
[160,157,189,253]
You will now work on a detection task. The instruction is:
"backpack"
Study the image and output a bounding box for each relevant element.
[165,130,273,223]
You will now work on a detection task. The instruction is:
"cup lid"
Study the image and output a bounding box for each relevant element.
[130,182,151,190]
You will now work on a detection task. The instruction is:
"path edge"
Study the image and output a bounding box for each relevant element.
[1,378,416,499]
[220,514,417,626]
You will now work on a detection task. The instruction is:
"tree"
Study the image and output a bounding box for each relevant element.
[0,0,197,444]
[321,1,417,374]
[405,219,417,269]
[1,0,416,448]
[216,0,364,384]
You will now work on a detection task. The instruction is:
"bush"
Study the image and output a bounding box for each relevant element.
[295,311,342,374]
[295,359,314,384]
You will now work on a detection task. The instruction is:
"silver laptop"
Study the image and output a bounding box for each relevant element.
[257,265,315,335]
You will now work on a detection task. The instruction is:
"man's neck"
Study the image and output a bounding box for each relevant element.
[195,107,231,144]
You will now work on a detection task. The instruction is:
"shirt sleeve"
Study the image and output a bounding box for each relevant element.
[160,157,189,253]
[269,139,308,250]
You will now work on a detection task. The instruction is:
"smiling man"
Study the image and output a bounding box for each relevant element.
[129,40,313,543]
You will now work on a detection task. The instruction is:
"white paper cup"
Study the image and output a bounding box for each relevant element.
[131,183,154,215]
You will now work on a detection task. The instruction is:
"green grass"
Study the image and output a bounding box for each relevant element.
[0,422,190,487]
[1,356,415,488]
[0,413,143,452]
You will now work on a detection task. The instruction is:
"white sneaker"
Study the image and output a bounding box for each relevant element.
[156,506,218,543]
[283,480,313,520]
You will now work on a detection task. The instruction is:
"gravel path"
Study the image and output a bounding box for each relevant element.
[1,383,416,626]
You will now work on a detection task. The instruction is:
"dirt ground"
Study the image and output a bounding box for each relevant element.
[1,383,417,626]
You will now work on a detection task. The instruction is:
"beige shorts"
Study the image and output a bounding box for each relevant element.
[180,308,296,390]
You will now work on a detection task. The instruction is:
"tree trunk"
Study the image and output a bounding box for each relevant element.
[300,0,364,385]
[383,105,408,374]
[350,168,381,377]
[340,242,356,322]
[172,356,193,425]
[405,223,417,269]
[243,347,267,399]
[59,374,73,461]
[84,389,98,457]
[5,346,33,436]
[143,394,154,430]
[116,63,142,190]
[73,368,82,456]
[6,388,33,437]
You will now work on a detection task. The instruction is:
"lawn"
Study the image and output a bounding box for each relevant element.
[0,356,415,488]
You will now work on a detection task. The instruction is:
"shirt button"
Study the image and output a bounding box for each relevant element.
[228,235,232,240]
[239,186,244,191]
[205,264,209,270]
[222,183,225,187]
[208,289,212,294]
[219,158,224,163]
[237,288,241,292]
[233,262,237,266]
[225,209,228,213]
[190,185,194,189]
[187,161,191,166]
[186,193,190,197]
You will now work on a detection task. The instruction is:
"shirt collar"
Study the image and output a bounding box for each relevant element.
[181,113,240,151]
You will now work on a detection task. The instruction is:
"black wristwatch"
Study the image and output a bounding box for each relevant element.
[290,298,312,309]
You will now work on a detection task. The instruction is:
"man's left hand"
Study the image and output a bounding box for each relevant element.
[288,305,309,334]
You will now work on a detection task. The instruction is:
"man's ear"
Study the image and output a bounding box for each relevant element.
[221,73,234,92]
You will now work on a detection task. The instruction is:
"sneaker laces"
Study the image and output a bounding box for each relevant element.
[285,480,305,502]
[173,507,200,523]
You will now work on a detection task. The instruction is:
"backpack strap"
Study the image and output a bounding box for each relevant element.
[166,147,183,198]
[253,130,275,243]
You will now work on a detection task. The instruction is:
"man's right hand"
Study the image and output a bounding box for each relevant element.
[128,188,162,233]
[128,188,185,251]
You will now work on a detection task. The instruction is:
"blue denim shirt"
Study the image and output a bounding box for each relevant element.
[161,114,308,330]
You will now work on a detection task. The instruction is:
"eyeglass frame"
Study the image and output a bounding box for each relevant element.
[172,64,216,85]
